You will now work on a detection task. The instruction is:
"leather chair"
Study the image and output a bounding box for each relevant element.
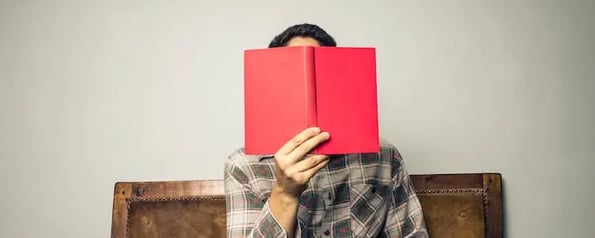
[111,173,502,237]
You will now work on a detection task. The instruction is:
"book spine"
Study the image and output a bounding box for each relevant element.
[304,47,317,130]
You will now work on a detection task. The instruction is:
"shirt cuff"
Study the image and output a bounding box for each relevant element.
[250,200,288,238]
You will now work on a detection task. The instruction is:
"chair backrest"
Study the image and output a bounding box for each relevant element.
[111,173,502,238]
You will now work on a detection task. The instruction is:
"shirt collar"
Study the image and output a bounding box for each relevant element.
[244,154,274,161]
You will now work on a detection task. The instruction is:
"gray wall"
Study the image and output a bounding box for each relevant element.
[1,0,593,237]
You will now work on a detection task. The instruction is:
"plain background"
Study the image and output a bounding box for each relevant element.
[1,0,594,237]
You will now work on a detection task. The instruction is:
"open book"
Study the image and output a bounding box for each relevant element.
[244,46,379,155]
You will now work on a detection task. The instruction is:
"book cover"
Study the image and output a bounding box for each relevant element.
[244,46,379,155]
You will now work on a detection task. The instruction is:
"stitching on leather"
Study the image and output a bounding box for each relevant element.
[125,200,131,238]
[126,195,225,203]
[482,189,489,237]
[416,188,486,194]
[483,178,494,238]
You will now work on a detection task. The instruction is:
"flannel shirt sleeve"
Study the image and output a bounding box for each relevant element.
[224,156,294,238]
[381,146,430,238]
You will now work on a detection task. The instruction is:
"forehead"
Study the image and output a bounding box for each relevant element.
[286,37,320,47]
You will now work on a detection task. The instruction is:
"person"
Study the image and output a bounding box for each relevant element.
[225,23,428,238]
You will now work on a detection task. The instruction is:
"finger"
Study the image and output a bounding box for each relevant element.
[276,127,321,156]
[285,155,329,175]
[287,132,330,159]
[296,157,330,182]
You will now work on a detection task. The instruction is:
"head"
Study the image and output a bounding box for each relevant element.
[268,23,337,48]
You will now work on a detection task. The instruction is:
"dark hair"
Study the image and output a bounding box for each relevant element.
[268,23,337,48]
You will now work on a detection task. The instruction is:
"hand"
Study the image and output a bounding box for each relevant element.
[273,127,330,198]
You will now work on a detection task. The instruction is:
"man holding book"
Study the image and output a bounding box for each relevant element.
[225,23,428,238]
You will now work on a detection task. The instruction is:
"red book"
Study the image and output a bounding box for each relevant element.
[244,46,379,155]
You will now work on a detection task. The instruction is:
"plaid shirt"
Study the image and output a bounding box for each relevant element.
[225,142,428,238]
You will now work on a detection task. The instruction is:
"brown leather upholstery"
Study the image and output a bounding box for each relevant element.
[411,173,503,238]
[111,173,502,238]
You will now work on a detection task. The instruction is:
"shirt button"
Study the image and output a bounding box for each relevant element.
[327,192,332,200]
[371,187,376,194]
[324,229,330,236]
